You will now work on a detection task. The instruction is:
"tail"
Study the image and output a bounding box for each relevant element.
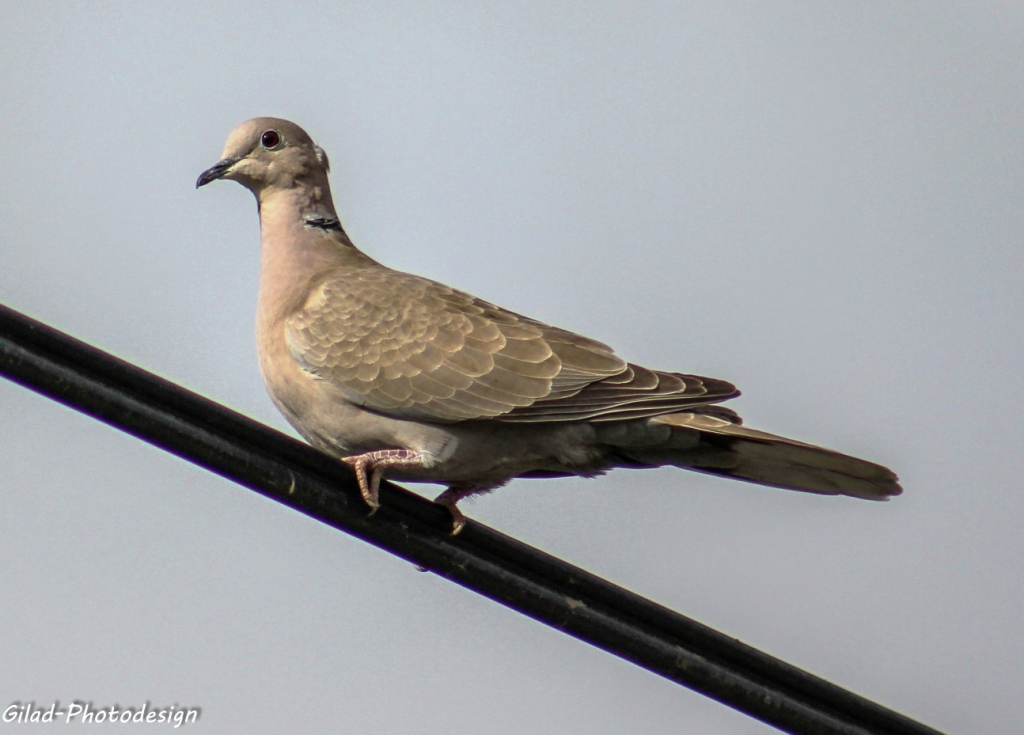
[602,411,901,499]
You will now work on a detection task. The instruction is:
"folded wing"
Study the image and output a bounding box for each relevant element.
[286,267,737,424]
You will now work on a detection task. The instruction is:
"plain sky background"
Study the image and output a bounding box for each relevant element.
[1,3,1022,733]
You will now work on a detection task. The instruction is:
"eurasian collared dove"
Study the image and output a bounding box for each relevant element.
[198,117,901,533]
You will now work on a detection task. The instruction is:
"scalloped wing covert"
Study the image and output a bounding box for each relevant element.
[286,267,737,424]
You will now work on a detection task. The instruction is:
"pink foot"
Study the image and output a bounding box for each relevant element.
[434,485,491,535]
[341,449,428,513]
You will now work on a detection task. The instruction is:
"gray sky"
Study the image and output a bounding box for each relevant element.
[1,3,1022,733]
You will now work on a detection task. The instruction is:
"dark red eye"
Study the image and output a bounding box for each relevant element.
[261,130,281,149]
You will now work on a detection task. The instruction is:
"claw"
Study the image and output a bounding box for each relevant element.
[368,468,383,515]
[341,456,380,511]
[446,504,467,535]
[433,488,471,535]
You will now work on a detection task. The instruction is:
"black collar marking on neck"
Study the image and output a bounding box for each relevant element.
[304,214,343,232]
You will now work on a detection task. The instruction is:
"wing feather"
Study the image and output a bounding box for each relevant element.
[286,266,737,424]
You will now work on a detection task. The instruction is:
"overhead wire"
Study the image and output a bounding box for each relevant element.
[0,303,943,735]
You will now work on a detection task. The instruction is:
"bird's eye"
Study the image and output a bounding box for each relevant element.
[261,130,282,149]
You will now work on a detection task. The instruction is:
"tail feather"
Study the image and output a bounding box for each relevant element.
[634,413,902,499]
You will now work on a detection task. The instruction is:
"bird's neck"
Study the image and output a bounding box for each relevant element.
[255,185,373,329]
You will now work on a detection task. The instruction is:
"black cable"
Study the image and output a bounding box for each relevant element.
[0,303,943,735]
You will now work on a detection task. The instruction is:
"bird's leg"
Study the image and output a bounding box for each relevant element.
[434,485,495,535]
[341,449,428,513]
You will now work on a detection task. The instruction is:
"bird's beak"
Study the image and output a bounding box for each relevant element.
[196,157,242,188]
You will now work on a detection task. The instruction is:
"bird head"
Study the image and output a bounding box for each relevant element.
[196,117,331,193]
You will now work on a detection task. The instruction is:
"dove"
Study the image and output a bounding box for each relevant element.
[197,117,901,533]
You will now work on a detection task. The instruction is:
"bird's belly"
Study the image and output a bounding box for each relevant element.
[389,420,605,486]
[272,379,604,485]
[258,333,606,485]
